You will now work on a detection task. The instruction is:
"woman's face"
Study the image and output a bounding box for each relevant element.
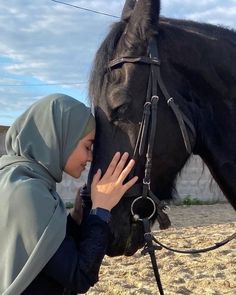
[64,129,95,178]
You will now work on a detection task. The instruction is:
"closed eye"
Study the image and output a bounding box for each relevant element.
[86,144,93,151]
[116,103,128,115]
[111,103,129,122]
[108,68,122,84]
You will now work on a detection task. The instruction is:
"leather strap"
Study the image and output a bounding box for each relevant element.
[109,56,160,68]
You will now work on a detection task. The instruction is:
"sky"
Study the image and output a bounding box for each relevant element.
[0,0,236,126]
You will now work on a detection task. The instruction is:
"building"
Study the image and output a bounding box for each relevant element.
[0,126,8,157]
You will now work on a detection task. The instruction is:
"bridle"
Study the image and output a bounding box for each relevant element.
[108,36,196,228]
[107,36,196,294]
[109,37,196,155]
[107,36,236,295]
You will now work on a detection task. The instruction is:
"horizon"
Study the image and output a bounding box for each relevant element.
[0,0,236,126]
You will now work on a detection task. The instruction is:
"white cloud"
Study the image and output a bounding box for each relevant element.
[0,0,236,125]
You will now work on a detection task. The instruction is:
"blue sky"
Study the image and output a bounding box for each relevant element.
[0,0,236,126]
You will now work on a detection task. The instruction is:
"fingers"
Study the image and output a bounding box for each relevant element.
[103,152,121,178]
[118,158,136,183]
[92,152,137,196]
[112,152,129,179]
[92,168,102,186]
[123,175,139,192]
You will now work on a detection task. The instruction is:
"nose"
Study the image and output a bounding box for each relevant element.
[88,151,93,162]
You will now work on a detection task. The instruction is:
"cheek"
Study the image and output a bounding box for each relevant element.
[77,149,88,163]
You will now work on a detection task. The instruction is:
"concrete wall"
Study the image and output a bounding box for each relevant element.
[56,168,89,203]
[0,126,8,156]
[56,157,227,204]
[0,135,6,156]
[175,155,226,203]
[57,156,226,203]
[0,126,226,203]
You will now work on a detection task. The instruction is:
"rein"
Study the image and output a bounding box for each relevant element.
[108,37,236,294]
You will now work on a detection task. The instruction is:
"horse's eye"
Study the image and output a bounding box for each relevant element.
[111,103,129,122]
[108,68,122,84]
[116,104,128,115]
[117,103,128,114]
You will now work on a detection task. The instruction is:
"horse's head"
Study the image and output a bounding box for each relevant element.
[87,0,196,256]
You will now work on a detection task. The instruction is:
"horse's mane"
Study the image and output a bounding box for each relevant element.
[89,21,126,105]
[161,17,236,44]
[89,17,236,105]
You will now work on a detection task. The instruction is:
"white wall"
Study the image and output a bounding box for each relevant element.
[0,127,226,203]
[56,156,226,203]
[0,130,7,156]
[56,167,90,203]
[175,155,226,202]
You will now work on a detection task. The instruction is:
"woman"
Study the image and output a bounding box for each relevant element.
[0,93,138,295]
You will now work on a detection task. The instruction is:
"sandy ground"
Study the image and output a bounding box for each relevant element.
[86,203,236,295]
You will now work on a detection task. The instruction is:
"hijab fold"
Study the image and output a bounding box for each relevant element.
[0,93,95,294]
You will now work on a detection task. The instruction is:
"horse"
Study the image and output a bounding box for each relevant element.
[85,0,236,257]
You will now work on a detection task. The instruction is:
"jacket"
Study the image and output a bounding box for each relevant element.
[22,213,110,294]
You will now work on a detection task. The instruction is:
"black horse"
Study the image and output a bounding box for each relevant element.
[86,0,236,257]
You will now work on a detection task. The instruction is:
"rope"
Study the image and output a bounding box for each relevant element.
[152,231,236,254]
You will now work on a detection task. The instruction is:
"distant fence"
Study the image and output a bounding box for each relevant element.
[0,125,226,203]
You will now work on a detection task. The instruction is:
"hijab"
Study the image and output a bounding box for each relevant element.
[0,93,95,295]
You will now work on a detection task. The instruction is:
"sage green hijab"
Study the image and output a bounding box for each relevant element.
[0,93,95,295]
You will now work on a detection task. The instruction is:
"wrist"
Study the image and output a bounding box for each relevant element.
[91,205,111,211]
[91,202,111,211]
[90,207,111,223]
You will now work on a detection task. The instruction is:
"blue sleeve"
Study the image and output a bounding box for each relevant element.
[43,214,111,293]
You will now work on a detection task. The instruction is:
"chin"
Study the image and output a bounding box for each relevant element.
[76,172,82,178]
[106,234,145,257]
[74,169,83,178]
[106,243,142,257]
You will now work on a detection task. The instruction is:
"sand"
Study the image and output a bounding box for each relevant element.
[86,203,236,295]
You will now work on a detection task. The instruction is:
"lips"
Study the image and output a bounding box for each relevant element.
[123,224,145,256]
[106,223,145,257]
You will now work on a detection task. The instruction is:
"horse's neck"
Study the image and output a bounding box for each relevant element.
[197,120,236,209]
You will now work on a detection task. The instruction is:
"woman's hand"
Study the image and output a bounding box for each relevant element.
[91,152,138,211]
[70,189,84,225]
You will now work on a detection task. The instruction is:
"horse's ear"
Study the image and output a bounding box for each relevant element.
[120,0,160,51]
[121,0,137,21]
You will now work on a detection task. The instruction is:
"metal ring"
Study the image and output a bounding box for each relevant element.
[151,95,159,101]
[144,101,151,107]
[162,205,171,213]
[131,196,156,221]
[167,97,174,104]
[143,180,150,185]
